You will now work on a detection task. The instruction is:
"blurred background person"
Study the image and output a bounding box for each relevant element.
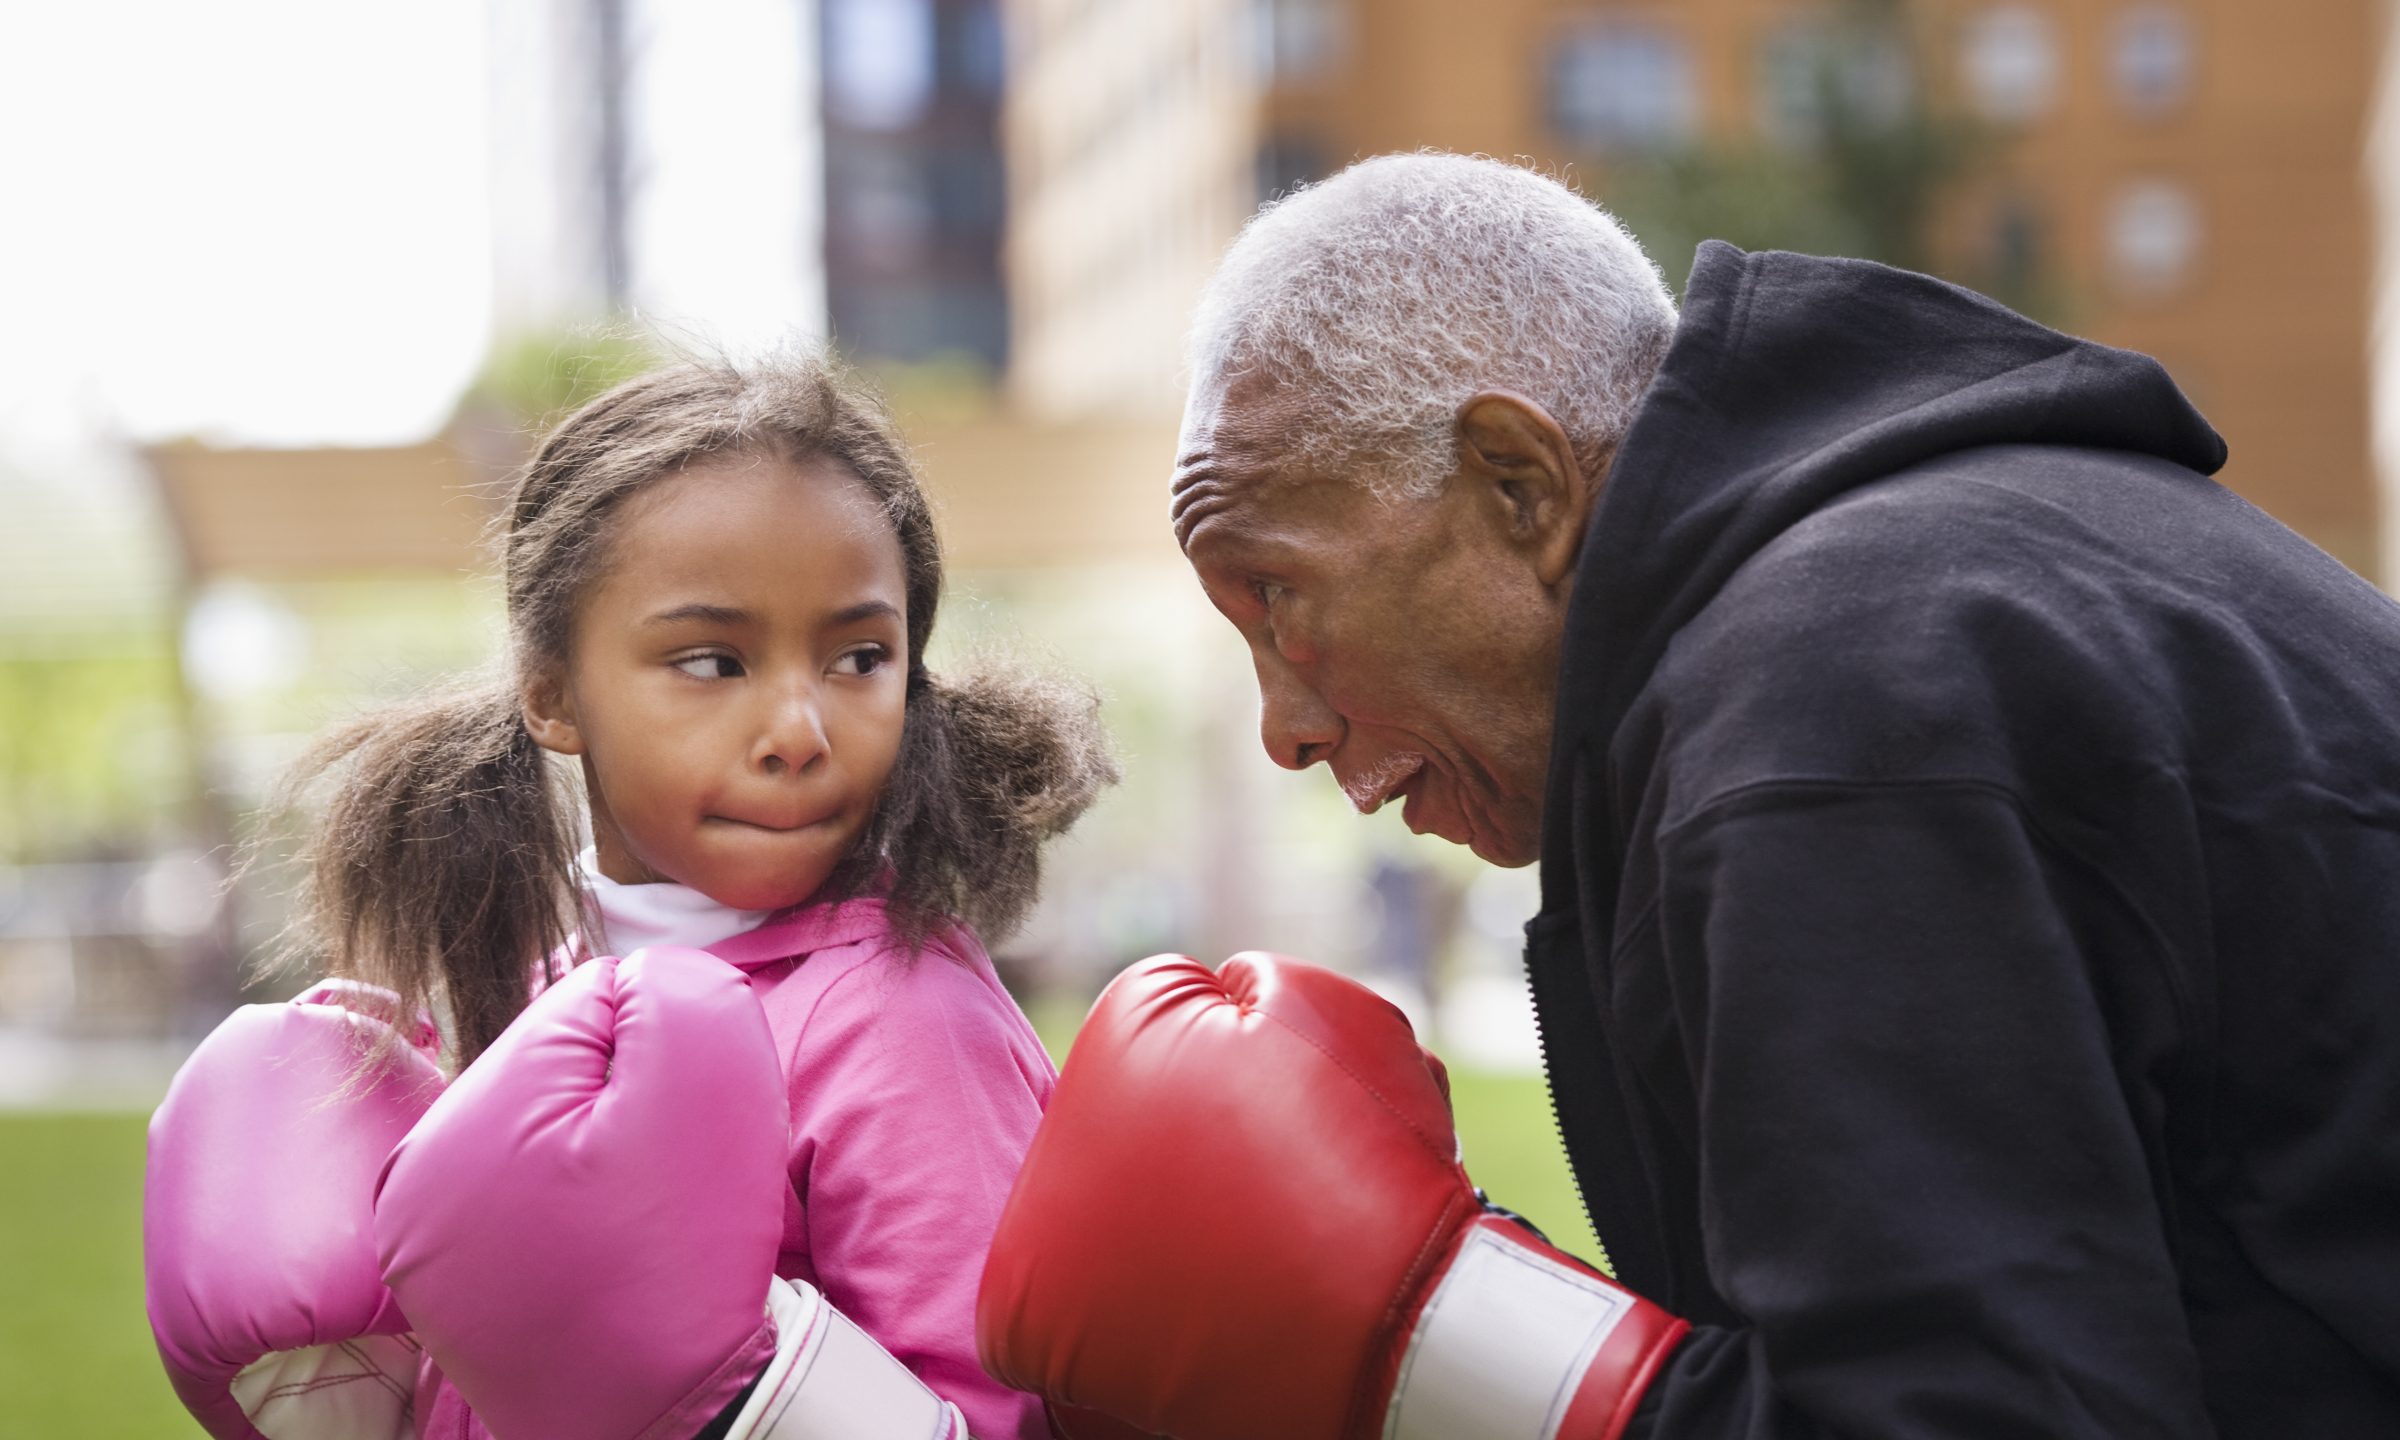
[3,0,2395,1430]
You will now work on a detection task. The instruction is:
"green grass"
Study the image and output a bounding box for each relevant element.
[0,1111,199,1436]
[1444,1066,1602,1266]
[9,1013,1596,1436]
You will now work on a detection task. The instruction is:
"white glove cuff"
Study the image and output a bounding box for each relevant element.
[726,1277,967,1440]
[1381,1224,1638,1440]
[229,1335,421,1440]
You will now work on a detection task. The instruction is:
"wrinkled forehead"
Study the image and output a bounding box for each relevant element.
[1170,373,1315,550]
[1171,422,1260,556]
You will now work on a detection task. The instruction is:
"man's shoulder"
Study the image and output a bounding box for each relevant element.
[1612,446,2204,801]
[1665,451,2117,669]
[1763,440,2196,569]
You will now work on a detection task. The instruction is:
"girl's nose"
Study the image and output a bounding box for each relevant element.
[754,687,830,776]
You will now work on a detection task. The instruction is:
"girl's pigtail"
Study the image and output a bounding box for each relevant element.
[865,664,1118,946]
[269,675,579,1069]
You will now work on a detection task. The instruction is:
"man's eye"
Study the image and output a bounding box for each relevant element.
[836,645,891,676]
[1252,581,1285,610]
[673,653,744,679]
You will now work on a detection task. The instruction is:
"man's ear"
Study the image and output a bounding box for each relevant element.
[520,668,586,757]
[1455,390,1600,589]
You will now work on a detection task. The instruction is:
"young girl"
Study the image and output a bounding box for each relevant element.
[285,354,1113,1437]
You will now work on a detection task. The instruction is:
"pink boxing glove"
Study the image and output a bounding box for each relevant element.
[145,979,445,1440]
[375,946,966,1440]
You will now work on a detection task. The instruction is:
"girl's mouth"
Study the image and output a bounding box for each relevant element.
[707,811,831,834]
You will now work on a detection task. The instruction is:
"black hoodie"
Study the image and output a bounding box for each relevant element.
[1529,242,2400,1438]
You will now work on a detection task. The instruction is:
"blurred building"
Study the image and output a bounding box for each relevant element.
[821,0,1014,367]
[1004,0,2389,581]
[489,0,825,351]
[1004,0,1264,414]
[487,0,633,330]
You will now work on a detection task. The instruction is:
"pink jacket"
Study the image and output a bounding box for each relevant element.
[705,898,1058,1440]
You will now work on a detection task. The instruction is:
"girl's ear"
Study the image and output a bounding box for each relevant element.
[521,671,586,757]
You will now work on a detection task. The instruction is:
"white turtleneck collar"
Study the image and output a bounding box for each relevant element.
[578,847,771,957]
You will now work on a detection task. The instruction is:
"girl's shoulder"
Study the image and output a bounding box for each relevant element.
[715,896,989,973]
[706,895,898,971]
[759,906,1056,1103]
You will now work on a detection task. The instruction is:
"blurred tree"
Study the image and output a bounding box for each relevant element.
[454,327,1014,441]
[862,352,1003,429]
[0,452,185,863]
[455,327,666,432]
[1602,0,2062,321]
[0,640,184,862]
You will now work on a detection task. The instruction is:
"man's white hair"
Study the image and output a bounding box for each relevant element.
[1187,152,1678,498]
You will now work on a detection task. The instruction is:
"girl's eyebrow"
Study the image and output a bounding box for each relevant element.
[641,599,901,628]
[642,602,751,628]
[827,599,902,626]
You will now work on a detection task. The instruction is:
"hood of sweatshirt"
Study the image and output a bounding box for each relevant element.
[1541,239,2227,897]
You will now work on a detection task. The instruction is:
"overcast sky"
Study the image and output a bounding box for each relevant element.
[0,1,492,452]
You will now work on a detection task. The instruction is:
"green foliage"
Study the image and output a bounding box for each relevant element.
[0,634,187,862]
[0,453,187,861]
[859,352,1002,428]
[459,326,667,432]
[1611,145,1891,291]
[1603,0,2060,321]
[0,1112,199,1434]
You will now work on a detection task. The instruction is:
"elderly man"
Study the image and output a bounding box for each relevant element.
[976,152,2400,1438]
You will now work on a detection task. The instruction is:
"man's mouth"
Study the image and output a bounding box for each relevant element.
[1340,753,1427,816]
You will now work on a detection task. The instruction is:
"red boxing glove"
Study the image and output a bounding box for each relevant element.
[978,953,1687,1440]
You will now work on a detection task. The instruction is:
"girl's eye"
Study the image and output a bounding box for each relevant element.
[673,653,744,680]
[835,646,891,677]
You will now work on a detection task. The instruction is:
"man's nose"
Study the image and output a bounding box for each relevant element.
[1255,647,1340,771]
[755,683,830,776]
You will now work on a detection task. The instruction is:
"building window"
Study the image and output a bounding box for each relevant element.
[2112,4,2195,117]
[1757,21,1913,143]
[2107,178,2201,297]
[1960,5,2059,125]
[826,0,936,131]
[1255,132,1328,205]
[1982,192,2050,311]
[833,146,935,262]
[1548,21,1698,150]
[947,0,1007,98]
[1250,0,1343,84]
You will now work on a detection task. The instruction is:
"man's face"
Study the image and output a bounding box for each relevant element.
[1171,379,1584,866]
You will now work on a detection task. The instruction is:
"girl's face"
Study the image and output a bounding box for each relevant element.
[523,453,911,911]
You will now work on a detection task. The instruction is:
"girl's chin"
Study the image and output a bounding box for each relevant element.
[700,882,824,913]
[689,866,838,913]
